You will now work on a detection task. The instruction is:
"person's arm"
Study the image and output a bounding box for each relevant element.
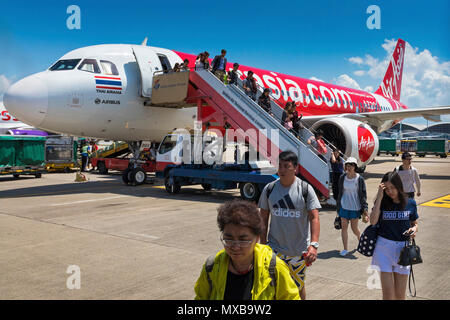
[194,263,211,300]
[260,209,270,244]
[330,152,337,163]
[305,209,320,265]
[406,220,419,239]
[414,168,421,196]
[275,259,301,300]
[370,183,385,225]
[360,177,369,223]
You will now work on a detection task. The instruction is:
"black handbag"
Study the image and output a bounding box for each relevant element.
[334,215,342,230]
[357,225,378,257]
[398,239,423,266]
[398,239,422,297]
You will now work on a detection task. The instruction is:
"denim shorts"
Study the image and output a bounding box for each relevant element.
[338,208,361,220]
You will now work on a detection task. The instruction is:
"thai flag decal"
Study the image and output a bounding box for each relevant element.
[95,76,122,90]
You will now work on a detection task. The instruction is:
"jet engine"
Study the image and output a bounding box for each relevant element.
[310,118,379,167]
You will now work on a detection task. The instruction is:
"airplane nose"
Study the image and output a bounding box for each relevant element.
[3,75,48,127]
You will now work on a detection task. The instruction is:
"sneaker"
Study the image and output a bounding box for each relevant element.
[340,250,348,256]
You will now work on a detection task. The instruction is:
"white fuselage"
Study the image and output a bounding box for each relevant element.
[4,44,196,141]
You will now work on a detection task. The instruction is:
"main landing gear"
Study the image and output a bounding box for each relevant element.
[122,141,147,186]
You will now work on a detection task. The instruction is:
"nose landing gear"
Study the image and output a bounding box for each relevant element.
[122,141,148,186]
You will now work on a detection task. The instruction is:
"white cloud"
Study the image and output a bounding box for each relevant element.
[309,76,324,82]
[348,39,450,110]
[354,70,365,76]
[363,86,374,93]
[348,57,364,65]
[334,74,361,90]
[0,75,11,98]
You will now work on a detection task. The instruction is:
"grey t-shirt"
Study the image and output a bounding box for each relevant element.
[258,177,321,256]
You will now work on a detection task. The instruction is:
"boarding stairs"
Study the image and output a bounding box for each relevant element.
[189,69,330,196]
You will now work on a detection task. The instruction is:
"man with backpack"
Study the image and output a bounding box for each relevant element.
[395,152,421,199]
[258,151,321,300]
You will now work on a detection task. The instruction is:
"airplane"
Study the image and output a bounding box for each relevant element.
[0,102,48,135]
[4,38,450,184]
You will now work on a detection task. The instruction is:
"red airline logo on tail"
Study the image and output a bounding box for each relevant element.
[375,39,405,101]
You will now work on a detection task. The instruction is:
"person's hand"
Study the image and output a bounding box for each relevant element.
[417,191,421,197]
[377,183,386,199]
[362,210,369,223]
[305,246,317,266]
[404,226,418,239]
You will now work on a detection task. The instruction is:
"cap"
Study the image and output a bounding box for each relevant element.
[344,157,358,166]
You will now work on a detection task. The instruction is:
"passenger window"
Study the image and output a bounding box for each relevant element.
[100,60,119,75]
[78,59,101,73]
[49,59,81,71]
[158,54,172,73]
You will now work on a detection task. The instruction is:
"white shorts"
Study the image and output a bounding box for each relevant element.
[371,236,410,275]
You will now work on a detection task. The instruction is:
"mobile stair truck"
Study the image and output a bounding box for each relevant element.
[0,135,46,178]
[155,130,279,201]
[152,68,331,201]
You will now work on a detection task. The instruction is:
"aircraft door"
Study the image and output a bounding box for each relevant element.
[132,46,161,98]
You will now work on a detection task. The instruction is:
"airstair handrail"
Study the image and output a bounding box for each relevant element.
[225,74,331,163]
[195,69,328,165]
[192,69,330,196]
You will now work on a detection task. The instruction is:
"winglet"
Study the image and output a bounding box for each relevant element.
[375,39,406,101]
[141,37,148,46]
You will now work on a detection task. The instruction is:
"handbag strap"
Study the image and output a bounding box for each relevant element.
[407,237,416,297]
[408,265,416,297]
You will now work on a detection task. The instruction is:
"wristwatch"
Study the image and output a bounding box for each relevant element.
[310,242,319,249]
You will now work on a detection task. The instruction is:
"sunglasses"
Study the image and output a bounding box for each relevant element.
[220,234,254,248]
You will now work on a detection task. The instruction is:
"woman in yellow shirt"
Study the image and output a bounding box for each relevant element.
[194,199,300,300]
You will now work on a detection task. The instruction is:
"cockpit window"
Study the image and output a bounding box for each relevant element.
[100,60,119,75]
[49,59,81,71]
[78,59,101,73]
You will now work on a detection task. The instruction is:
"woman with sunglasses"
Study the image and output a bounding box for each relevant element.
[194,199,300,300]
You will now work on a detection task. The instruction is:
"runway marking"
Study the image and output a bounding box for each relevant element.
[51,195,128,206]
[420,194,450,208]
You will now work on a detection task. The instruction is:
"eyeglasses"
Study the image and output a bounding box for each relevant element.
[220,234,254,248]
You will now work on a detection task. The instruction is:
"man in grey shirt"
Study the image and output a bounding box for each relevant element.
[259,151,321,300]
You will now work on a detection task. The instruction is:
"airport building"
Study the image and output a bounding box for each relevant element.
[379,122,450,139]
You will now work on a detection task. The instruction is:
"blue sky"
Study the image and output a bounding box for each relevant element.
[1,0,449,124]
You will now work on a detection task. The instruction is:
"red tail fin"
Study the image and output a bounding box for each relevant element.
[375,39,406,101]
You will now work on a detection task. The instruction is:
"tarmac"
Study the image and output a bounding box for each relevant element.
[0,155,449,300]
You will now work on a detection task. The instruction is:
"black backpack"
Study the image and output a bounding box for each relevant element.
[265,179,309,203]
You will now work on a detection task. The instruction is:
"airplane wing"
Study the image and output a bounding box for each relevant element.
[301,106,450,133]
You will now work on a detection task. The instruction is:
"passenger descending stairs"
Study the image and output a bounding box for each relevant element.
[189,69,330,196]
